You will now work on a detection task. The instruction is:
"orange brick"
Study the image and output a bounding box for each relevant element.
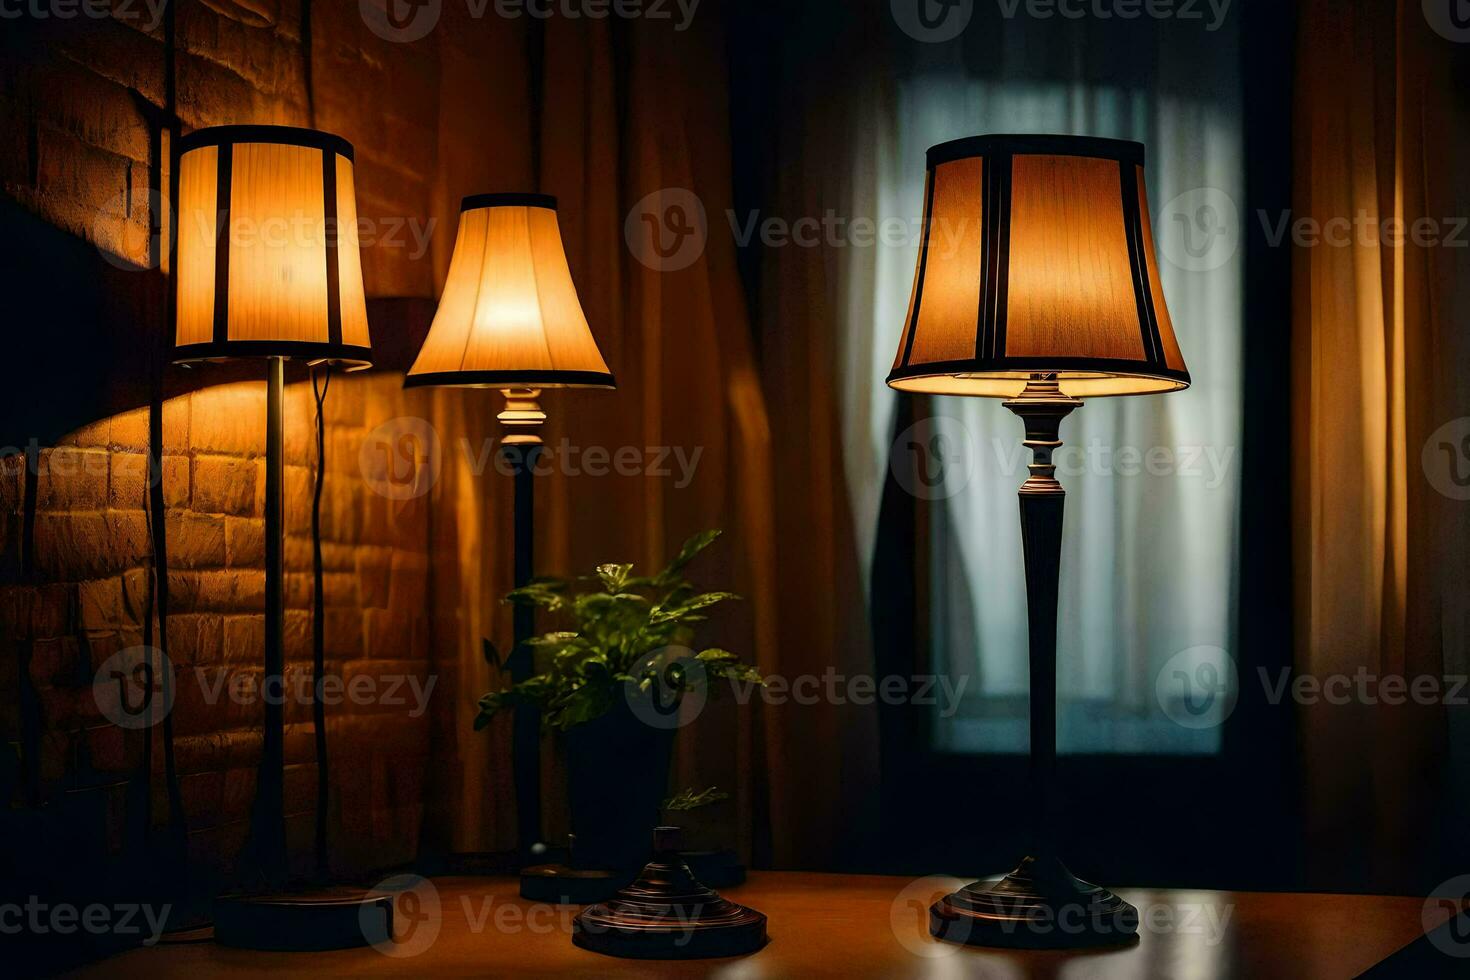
[37,448,110,511]
[122,567,150,623]
[195,570,234,610]
[167,512,226,569]
[163,455,191,508]
[78,576,124,632]
[162,396,191,455]
[0,453,25,515]
[109,451,150,510]
[223,615,265,666]
[225,516,265,568]
[190,385,264,457]
[193,455,258,517]
[109,408,151,450]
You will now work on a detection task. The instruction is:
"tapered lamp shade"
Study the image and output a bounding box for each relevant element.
[405,194,615,389]
[888,135,1189,398]
[173,125,372,366]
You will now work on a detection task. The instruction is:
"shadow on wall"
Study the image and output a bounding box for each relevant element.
[0,189,452,972]
[0,196,438,448]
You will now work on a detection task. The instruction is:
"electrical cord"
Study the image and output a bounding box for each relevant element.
[310,363,332,879]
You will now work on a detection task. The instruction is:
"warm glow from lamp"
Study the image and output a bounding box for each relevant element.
[174,125,372,366]
[887,135,1189,398]
[405,194,614,389]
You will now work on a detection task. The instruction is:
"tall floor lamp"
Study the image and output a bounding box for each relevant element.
[887,135,1191,949]
[403,193,616,873]
[172,125,391,949]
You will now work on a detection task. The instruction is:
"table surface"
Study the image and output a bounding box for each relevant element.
[72,871,1450,979]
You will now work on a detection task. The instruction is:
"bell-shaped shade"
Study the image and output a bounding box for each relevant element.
[173,125,372,367]
[405,194,615,389]
[887,135,1189,398]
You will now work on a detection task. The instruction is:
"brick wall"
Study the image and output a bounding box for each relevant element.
[2,376,435,880]
[0,0,534,886]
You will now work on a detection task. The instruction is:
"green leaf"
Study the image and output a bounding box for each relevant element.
[706,662,766,686]
[696,648,740,663]
[505,581,569,611]
[596,563,635,592]
[478,530,760,737]
[662,786,731,812]
[651,591,740,624]
[527,631,581,649]
[656,529,723,584]
[482,638,503,669]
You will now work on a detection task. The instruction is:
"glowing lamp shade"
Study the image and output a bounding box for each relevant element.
[173,125,372,366]
[888,135,1190,398]
[405,194,614,389]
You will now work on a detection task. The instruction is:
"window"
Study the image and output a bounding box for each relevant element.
[845,22,1244,755]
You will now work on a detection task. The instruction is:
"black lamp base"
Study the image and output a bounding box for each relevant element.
[930,855,1138,950]
[573,828,767,960]
[213,888,393,951]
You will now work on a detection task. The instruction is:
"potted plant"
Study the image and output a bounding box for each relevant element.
[476,530,763,872]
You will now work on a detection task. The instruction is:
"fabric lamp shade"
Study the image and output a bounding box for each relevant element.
[405,194,615,389]
[173,125,372,367]
[888,135,1189,398]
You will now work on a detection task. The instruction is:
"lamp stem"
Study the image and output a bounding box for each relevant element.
[1003,374,1081,859]
[500,389,547,860]
[252,355,289,887]
[928,373,1139,949]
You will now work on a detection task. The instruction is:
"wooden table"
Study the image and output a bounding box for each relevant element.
[72,872,1454,979]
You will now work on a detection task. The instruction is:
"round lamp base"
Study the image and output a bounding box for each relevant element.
[929,855,1139,950]
[572,830,767,960]
[213,888,393,951]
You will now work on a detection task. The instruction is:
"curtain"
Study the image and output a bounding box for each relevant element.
[1293,0,1470,892]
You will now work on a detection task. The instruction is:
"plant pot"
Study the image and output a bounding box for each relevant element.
[563,697,675,873]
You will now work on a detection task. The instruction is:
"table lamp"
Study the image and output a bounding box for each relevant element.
[887,135,1190,949]
[404,193,615,884]
[173,125,389,949]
